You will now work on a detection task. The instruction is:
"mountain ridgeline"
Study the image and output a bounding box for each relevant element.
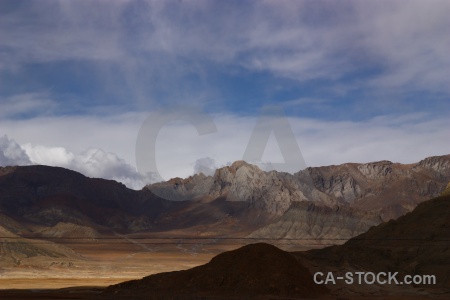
[0,155,449,244]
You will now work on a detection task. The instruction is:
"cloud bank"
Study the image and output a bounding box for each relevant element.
[0,135,153,190]
[1,110,448,190]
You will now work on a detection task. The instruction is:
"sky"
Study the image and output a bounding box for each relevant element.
[0,0,449,189]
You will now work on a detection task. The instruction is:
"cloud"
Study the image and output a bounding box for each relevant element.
[21,144,155,190]
[0,134,155,190]
[193,157,217,176]
[0,0,126,70]
[0,135,32,166]
[2,0,449,98]
[0,92,57,118]
[1,110,449,189]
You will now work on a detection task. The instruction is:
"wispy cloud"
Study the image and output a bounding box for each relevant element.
[2,0,449,104]
[0,92,57,118]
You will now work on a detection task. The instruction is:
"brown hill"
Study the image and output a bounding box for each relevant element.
[296,193,450,293]
[0,165,173,232]
[104,194,449,299]
[0,224,81,268]
[104,242,328,299]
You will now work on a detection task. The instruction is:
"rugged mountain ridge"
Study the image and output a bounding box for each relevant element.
[0,155,449,253]
[147,154,450,221]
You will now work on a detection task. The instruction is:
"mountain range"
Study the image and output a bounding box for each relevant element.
[1,154,449,267]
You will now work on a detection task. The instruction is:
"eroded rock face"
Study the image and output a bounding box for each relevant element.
[148,161,313,215]
[357,160,393,179]
[148,155,450,218]
[249,202,381,242]
[417,155,450,175]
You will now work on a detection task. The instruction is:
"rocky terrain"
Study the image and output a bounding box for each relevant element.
[0,154,449,271]
[147,154,450,241]
[248,201,381,242]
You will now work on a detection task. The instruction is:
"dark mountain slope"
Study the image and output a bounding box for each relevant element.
[104,193,449,299]
[104,243,328,299]
[296,193,450,289]
[0,165,173,231]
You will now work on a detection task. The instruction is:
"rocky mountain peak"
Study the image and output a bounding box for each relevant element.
[416,154,450,174]
[357,160,393,179]
[228,160,251,172]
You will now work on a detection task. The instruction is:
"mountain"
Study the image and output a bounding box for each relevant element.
[104,243,328,299]
[0,154,449,260]
[148,155,450,217]
[0,165,172,232]
[146,155,450,241]
[248,201,381,242]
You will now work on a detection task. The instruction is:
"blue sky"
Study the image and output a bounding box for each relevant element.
[0,0,449,188]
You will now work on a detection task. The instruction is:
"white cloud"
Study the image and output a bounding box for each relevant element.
[21,144,155,190]
[0,135,32,166]
[193,157,217,176]
[3,111,448,188]
[0,134,155,190]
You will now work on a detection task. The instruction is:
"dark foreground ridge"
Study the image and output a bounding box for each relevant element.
[103,194,450,299]
[104,242,328,299]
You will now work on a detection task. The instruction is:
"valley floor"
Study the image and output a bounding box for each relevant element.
[1,238,321,289]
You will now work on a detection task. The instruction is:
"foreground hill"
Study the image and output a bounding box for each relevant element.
[104,243,328,299]
[296,192,450,291]
[104,193,450,299]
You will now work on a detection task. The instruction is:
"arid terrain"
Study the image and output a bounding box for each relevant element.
[0,155,449,298]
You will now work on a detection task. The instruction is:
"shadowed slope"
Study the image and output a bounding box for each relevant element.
[297,193,450,290]
[104,243,328,299]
